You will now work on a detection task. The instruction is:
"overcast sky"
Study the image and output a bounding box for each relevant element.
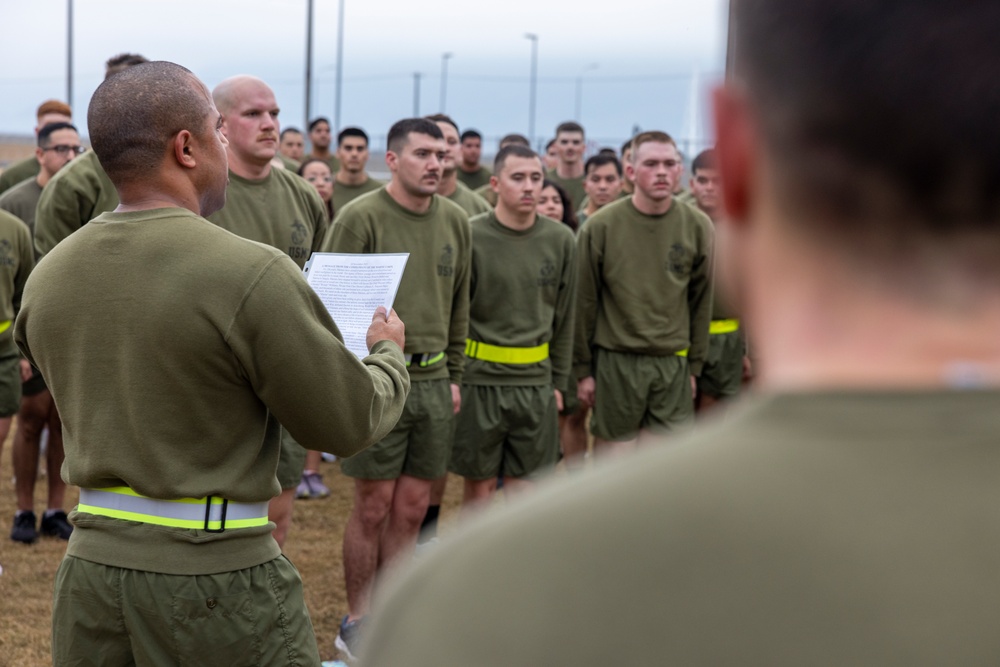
[0,0,727,151]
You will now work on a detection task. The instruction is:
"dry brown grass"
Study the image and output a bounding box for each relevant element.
[0,437,467,666]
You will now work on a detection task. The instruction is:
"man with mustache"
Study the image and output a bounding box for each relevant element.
[449,144,576,507]
[321,117,471,661]
[331,126,383,216]
[207,75,330,549]
[574,131,713,457]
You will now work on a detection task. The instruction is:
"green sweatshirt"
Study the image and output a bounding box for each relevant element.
[0,156,39,195]
[14,207,409,575]
[447,181,492,217]
[207,168,328,268]
[474,183,498,207]
[34,149,118,258]
[303,152,340,173]
[574,196,713,377]
[546,169,586,210]
[322,188,471,384]
[465,211,576,391]
[0,209,34,355]
[332,176,384,218]
[456,165,492,191]
[0,177,42,234]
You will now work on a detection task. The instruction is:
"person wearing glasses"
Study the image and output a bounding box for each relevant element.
[0,122,83,545]
[0,100,72,196]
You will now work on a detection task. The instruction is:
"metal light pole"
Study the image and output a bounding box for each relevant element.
[439,52,453,112]
[334,0,345,132]
[66,0,73,107]
[574,63,599,122]
[304,0,314,131]
[413,72,422,116]
[524,33,538,144]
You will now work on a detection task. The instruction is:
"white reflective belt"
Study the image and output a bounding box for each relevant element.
[78,487,270,532]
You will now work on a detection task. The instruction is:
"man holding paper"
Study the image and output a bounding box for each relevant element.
[321,117,471,660]
[14,61,409,666]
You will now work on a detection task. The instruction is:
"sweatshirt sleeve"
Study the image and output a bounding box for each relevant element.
[549,231,578,393]
[227,256,409,456]
[446,219,472,385]
[572,224,601,380]
[685,217,714,377]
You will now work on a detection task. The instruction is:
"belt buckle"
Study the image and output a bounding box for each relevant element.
[203,495,228,533]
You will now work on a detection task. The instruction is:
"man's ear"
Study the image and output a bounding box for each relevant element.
[385,150,398,173]
[713,85,755,227]
[174,130,196,169]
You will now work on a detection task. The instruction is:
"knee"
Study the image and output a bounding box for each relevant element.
[354,491,393,528]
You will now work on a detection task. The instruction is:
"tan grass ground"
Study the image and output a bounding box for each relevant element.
[0,434,469,665]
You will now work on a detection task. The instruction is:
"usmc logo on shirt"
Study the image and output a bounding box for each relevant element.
[288,220,310,261]
[437,244,454,277]
[666,243,692,277]
[537,258,557,287]
[0,239,14,266]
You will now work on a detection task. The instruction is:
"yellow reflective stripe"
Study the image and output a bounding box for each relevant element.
[420,352,445,367]
[709,318,740,335]
[675,348,689,357]
[77,503,268,530]
[465,339,550,364]
[98,486,225,505]
[0,320,11,334]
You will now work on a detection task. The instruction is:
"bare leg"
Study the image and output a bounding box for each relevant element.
[342,478,395,619]
[44,405,66,510]
[268,487,296,548]
[302,449,323,474]
[500,477,533,496]
[379,475,432,569]
[13,390,51,512]
[592,435,638,459]
[461,477,498,515]
[559,408,589,471]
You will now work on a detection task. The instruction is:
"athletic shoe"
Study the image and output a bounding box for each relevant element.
[40,510,73,540]
[10,511,38,544]
[304,472,331,498]
[335,615,366,661]
[321,452,337,463]
[295,475,313,499]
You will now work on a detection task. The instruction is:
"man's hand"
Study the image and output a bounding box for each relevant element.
[577,376,596,408]
[742,355,753,383]
[554,388,564,412]
[450,383,461,414]
[18,359,32,383]
[366,306,405,352]
[690,375,698,400]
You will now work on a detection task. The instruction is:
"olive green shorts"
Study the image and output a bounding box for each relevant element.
[276,428,308,490]
[22,363,47,397]
[559,386,581,416]
[341,378,454,481]
[697,330,745,398]
[591,348,694,441]
[0,353,21,418]
[449,384,560,480]
[52,555,320,667]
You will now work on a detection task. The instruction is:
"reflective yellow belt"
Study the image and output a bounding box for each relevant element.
[0,320,11,334]
[404,352,446,368]
[465,339,550,364]
[675,348,688,357]
[709,318,740,335]
[78,486,270,533]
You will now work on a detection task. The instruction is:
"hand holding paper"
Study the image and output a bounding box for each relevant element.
[367,307,405,352]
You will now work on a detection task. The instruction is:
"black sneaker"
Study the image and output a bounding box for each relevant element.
[11,511,38,544]
[335,615,366,661]
[40,511,73,540]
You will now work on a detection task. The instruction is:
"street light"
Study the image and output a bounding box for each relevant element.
[413,72,422,116]
[525,33,539,145]
[574,63,599,122]
[334,0,345,132]
[304,0,314,131]
[440,52,453,112]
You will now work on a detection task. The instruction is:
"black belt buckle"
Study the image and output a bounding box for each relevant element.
[203,495,228,533]
[410,353,427,366]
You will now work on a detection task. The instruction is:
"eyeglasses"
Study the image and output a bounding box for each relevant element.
[42,145,86,156]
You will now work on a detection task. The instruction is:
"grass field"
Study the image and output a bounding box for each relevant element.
[0,437,471,665]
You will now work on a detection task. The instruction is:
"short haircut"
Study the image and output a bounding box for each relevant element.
[692,149,717,175]
[36,99,71,121]
[629,131,676,161]
[88,61,210,185]
[546,138,556,151]
[425,114,459,133]
[387,118,443,153]
[280,127,302,140]
[541,179,578,232]
[620,137,634,157]
[37,122,78,147]
[493,144,540,174]
[597,148,618,158]
[308,117,330,132]
[104,53,148,79]
[499,133,530,148]
[338,126,369,146]
[555,121,584,137]
[585,154,622,177]
[460,129,482,142]
[733,0,1000,240]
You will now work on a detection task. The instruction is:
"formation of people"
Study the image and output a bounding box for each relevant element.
[0,49,745,663]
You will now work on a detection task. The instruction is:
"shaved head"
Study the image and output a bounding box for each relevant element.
[212,75,273,114]
[88,61,214,186]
